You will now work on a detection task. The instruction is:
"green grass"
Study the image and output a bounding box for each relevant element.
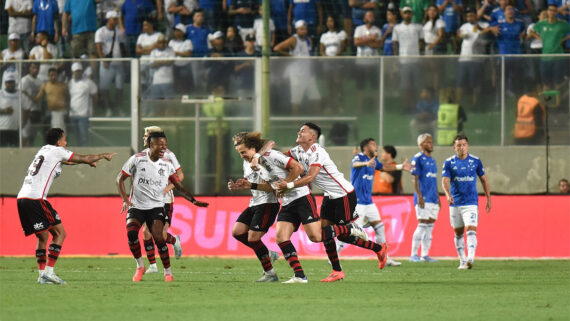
[0,257,569,321]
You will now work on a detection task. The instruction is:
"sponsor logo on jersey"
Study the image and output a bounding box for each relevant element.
[158,168,165,176]
[362,174,374,180]
[33,222,44,230]
[137,177,163,186]
[141,168,145,171]
[426,172,437,178]
[454,176,475,182]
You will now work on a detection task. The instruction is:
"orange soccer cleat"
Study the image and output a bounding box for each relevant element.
[377,243,388,270]
[132,267,145,282]
[164,274,174,282]
[320,270,345,282]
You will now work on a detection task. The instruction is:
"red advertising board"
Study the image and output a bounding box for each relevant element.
[1,196,568,258]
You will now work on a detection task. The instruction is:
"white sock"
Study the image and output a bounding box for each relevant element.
[266,268,275,275]
[164,267,172,275]
[466,230,477,262]
[135,257,145,268]
[411,223,427,256]
[39,269,45,277]
[336,240,346,254]
[373,221,386,244]
[45,266,54,275]
[421,223,435,257]
[454,234,466,263]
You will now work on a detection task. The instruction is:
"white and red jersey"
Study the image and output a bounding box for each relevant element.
[143,147,181,203]
[261,149,311,206]
[17,145,75,200]
[121,150,177,210]
[288,143,354,199]
[242,159,278,207]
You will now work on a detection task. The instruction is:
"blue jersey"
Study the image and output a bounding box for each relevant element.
[382,23,394,55]
[410,152,438,205]
[436,0,462,32]
[63,0,97,34]
[121,0,156,36]
[351,153,383,205]
[494,19,525,54]
[33,0,59,36]
[186,24,212,57]
[290,0,320,26]
[441,154,485,207]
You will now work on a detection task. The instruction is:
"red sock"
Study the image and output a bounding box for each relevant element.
[165,233,176,244]
[46,244,61,268]
[144,239,156,264]
[36,249,46,271]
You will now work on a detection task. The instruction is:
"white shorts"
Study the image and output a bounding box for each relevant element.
[99,64,124,90]
[290,76,321,105]
[449,205,478,229]
[415,202,440,220]
[354,203,381,228]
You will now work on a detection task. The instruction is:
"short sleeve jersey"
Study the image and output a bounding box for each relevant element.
[242,159,279,207]
[121,150,177,210]
[143,147,181,203]
[441,154,485,207]
[392,22,424,56]
[17,144,74,200]
[351,152,383,205]
[288,143,354,199]
[494,19,525,54]
[410,151,438,205]
[260,149,310,206]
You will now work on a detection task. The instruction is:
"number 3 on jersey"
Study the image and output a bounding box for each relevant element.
[29,155,45,176]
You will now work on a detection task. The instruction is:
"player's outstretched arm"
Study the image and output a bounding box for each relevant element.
[382,158,411,172]
[69,152,116,166]
[229,178,275,192]
[250,140,276,171]
[116,171,133,213]
[172,178,208,207]
[479,174,491,212]
[442,177,454,205]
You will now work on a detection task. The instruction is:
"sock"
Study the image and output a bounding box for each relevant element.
[165,233,176,244]
[234,233,273,272]
[421,223,435,257]
[321,224,352,241]
[36,249,46,273]
[373,221,386,244]
[45,265,54,275]
[338,235,382,253]
[135,257,145,268]
[323,238,342,271]
[278,240,305,278]
[411,223,426,256]
[164,266,172,276]
[466,230,477,262]
[127,222,142,259]
[156,241,171,269]
[336,240,346,254]
[143,239,156,264]
[454,234,466,263]
[46,244,62,268]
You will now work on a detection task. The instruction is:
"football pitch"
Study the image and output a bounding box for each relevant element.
[0,257,568,321]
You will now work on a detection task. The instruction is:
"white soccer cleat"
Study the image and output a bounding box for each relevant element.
[386,258,402,266]
[282,276,308,284]
[269,250,279,263]
[349,223,369,242]
[173,235,183,259]
[409,254,422,262]
[41,272,67,284]
[145,263,159,274]
[458,261,469,270]
[256,271,279,282]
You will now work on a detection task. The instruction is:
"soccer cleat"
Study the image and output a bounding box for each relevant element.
[349,223,369,242]
[269,250,279,263]
[458,261,469,270]
[466,260,473,269]
[256,271,279,282]
[164,274,174,282]
[421,256,439,262]
[386,258,402,266]
[282,276,308,284]
[132,267,145,282]
[145,263,158,274]
[41,272,67,285]
[321,270,345,282]
[409,254,422,262]
[173,235,183,259]
[376,243,388,270]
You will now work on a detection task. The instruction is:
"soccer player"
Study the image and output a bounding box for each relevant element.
[17,128,115,284]
[236,131,369,283]
[117,132,208,282]
[337,138,410,267]
[442,134,491,269]
[410,133,441,262]
[267,123,390,282]
[139,126,185,274]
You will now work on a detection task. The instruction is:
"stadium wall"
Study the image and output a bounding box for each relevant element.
[1,195,568,258]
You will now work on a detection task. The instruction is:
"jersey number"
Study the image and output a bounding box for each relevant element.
[29,155,45,176]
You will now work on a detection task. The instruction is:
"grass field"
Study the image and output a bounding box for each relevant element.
[0,257,568,321]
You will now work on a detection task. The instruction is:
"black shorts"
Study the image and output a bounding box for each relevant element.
[17,198,62,236]
[236,202,280,232]
[320,191,358,224]
[127,207,166,229]
[164,202,173,225]
[277,194,319,228]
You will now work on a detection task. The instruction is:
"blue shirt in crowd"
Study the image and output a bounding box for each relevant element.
[199,0,218,10]
[186,24,212,57]
[268,0,288,31]
[121,0,156,36]
[63,0,97,34]
[441,154,485,207]
[436,0,462,32]
[411,152,439,205]
[228,0,256,28]
[351,153,384,205]
[290,0,320,26]
[382,23,394,55]
[493,19,525,54]
[33,0,59,36]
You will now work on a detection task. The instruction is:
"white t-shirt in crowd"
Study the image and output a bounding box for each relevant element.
[68,77,98,117]
[150,47,175,84]
[392,22,424,56]
[168,39,193,66]
[136,32,161,58]
[253,17,275,48]
[21,74,43,112]
[0,89,20,130]
[354,24,382,56]
[95,25,126,60]
[29,44,58,81]
[1,48,25,61]
[527,23,542,50]
[423,18,445,44]
[320,30,347,56]
[4,0,32,34]
[458,22,489,61]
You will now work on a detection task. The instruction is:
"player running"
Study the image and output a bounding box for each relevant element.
[17,128,115,284]
[117,131,208,282]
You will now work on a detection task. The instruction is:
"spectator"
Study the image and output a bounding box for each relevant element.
[1,34,26,61]
[208,31,231,91]
[169,23,194,93]
[274,20,321,114]
[490,0,516,24]
[4,0,33,54]
[381,9,398,55]
[513,88,545,144]
[349,0,380,27]
[198,0,221,31]
[514,0,533,26]
[233,34,258,112]
[21,63,43,146]
[167,0,197,27]
[436,91,467,145]
[526,10,547,54]
[29,31,58,83]
[393,6,424,112]
[559,179,570,194]
[228,0,256,41]
[32,0,60,45]
[436,0,463,53]
[320,15,347,111]
[186,10,212,57]
[287,0,324,45]
[268,0,289,44]
[68,62,97,146]
[148,34,175,102]
[320,15,347,57]
[354,11,382,111]
[487,4,525,54]
[423,5,446,55]
[373,145,403,194]
[121,0,156,57]
[62,0,98,58]
[0,73,20,147]
[32,68,68,131]
[410,87,439,139]
[136,19,161,57]
[225,25,244,56]
[477,0,499,22]
[252,5,275,52]
[95,10,127,117]
[400,0,429,24]
[80,53,94,80]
